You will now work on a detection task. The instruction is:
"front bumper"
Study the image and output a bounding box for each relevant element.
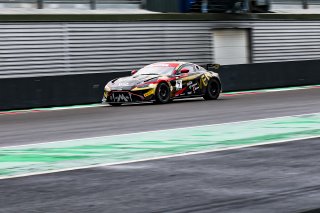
[102,89,155,103]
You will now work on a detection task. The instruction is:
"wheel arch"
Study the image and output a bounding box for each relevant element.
[209,76,222,92]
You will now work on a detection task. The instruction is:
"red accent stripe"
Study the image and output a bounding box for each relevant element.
[222,94,236,97]
[175,87,187,96]
[0,112,19,115]
[236,92,259,95]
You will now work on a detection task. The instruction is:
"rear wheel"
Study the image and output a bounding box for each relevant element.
[155,82,171,104]
[109,103,122,106]
[203,78,221,100]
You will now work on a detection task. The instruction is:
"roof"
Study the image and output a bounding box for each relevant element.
[151,61,189,68]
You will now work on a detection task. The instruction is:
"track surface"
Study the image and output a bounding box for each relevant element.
[0,88,319,147]
[1,138,320,213]
[0,88,320,212]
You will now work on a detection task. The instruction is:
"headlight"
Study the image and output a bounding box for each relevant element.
[133,83,157,91]
[104,85,111,91]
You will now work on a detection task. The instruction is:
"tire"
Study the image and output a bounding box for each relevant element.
[203,78,221,100]
[155,82,171,104]
[109,103,122,106]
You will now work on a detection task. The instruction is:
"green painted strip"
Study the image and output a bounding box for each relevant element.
[0,113,320,178]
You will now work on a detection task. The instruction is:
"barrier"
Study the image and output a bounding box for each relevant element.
[217,60,320,91]
[1,60,320,110]
[0,72,128,110]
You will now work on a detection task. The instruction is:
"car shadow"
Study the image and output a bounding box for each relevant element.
[106,97,228,108]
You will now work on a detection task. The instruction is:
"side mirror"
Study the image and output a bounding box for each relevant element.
[131,70,137,75]
[180,68,189,74]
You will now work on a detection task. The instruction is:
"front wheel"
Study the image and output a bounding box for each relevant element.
[155,82,171,104]
[203,78,221,100]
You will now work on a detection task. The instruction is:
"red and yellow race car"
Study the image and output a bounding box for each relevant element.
[102,61,222,106]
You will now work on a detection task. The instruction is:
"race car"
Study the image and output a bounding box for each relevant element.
[102,61,222,106]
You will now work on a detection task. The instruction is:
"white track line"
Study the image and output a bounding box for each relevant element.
[0,135,319,180]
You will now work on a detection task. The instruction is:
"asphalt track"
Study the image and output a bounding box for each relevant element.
[0,88,320,212]
[0,88,320,147]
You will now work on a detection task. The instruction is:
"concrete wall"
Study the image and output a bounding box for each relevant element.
[1,60,320,110]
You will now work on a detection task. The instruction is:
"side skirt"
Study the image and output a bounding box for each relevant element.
[173,94,204,100]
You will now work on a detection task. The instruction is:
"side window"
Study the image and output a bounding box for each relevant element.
[180,64,195,74]
[195,65,201,72]
[198,66,207,72]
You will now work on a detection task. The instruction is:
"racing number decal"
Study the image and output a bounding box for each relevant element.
[176,80,183,90]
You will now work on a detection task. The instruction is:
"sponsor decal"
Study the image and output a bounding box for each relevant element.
[111,93,132,102]
[189,83,197,89]
[188,83,199,93]
[117,82,130,87]
[201,75,209,87]
[144,90,154,97]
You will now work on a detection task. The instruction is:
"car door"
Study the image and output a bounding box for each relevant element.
[174,64,201,97]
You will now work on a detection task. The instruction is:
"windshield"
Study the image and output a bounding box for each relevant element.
[136,65,175,75]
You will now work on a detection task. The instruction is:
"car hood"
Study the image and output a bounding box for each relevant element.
[109,74,160,90]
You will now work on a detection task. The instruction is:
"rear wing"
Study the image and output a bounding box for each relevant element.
[206,64,220,71]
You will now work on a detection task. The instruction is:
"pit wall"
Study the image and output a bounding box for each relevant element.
[1,60,320,110]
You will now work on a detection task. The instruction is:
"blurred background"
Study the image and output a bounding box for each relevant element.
[0,0,319,13]
[1,0,320,110]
